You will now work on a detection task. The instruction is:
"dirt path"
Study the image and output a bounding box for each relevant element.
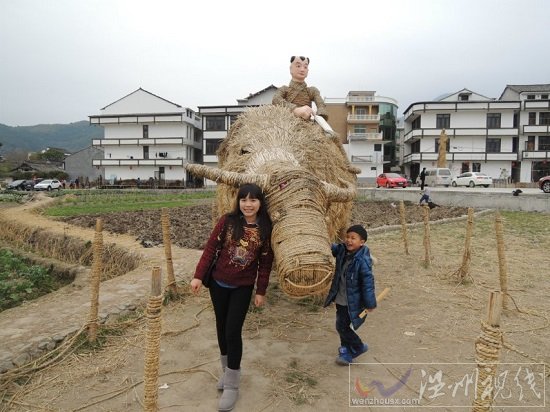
[1,195,549,411]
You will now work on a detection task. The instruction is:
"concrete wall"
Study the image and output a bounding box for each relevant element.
[358,188,550,212]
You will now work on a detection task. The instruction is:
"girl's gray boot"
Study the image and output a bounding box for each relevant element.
[218,367,241,411]
[217,355,228,391]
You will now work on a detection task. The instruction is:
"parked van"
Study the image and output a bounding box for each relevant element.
[424,168,452,187]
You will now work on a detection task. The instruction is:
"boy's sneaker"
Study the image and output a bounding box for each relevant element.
[351,343,369,359]
[335,346,353,366]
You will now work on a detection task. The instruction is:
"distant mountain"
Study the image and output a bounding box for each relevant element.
[0,121,104,154]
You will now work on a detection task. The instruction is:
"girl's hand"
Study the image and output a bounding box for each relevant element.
[190,278,203,295]
[254,294,266,307]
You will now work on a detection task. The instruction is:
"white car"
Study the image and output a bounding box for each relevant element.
[451,172,493,188]
[33,179,62,191]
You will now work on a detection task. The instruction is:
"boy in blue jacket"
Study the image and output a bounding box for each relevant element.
[324,224,377,365]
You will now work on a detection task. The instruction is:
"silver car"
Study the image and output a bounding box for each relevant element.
[33,179,62,191]
[451,172,493,188]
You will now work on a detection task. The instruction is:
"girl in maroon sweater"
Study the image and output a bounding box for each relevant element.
[190,183,273,411]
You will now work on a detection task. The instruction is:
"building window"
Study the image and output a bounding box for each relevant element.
[528,112,536,125]
[143,125,149,138]
[459,94,469,101]
[487,113,501,129]
[356,107,367,115]
[513,112,518,128]
[374,144,382,151]
[527,94,535,100]
[542,94,549,100]
[411,140,420,153]
[486,138,501,153]
[143,146,149,159]
[229,115,239,126]
[354,125,366,134]
[539,136,550,151]
[205,139,224,155]
[472,162,481,172]
[411,116,421,130]
[205,116,225,131]
[436,114,450,129]
[540,112,550,125]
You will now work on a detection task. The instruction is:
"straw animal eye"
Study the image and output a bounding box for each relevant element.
[279,181,288,190]
[240,149,250,155]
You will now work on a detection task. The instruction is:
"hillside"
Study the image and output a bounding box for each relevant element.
[0,121,103,154]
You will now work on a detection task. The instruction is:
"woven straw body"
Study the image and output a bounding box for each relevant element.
[188,105,357,297]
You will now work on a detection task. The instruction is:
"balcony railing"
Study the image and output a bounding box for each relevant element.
[347,114,380,122]
[92,159,187,167]
[522,150,550,160]
[346,95,398,105]
[402,151,519,164]
[523,124,550,134]
[92,137,195,146]
[348,132,383,141]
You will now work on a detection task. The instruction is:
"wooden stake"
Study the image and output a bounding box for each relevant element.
[399,201,409,255]
[143,267,162,411]
[161,208,177,296]
[453,208,474,281]
[472,291,503,411]
[422,205,431,267]
[88,218,103,343]
[494,211,509,309]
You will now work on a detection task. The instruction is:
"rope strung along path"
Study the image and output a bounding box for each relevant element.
[88,218,103,343]
[143,267,163,412]
[472,291,503,412]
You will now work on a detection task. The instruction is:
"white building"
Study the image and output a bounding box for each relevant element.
[198,85,277,184]
[402,85,550,184]
[326,91,399,185]
[90,88,202,186]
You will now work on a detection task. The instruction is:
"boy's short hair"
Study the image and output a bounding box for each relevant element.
[347,224,368,241]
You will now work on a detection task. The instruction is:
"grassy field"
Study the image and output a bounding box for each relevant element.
[41,189,215,216]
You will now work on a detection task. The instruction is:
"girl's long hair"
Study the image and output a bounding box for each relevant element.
[226,183,272,243]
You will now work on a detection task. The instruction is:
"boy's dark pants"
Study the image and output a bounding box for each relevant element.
[335,304,364,353]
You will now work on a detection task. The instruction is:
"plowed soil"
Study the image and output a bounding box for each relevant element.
[58,200,470,249]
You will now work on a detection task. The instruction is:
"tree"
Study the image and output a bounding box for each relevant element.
[31,148,66,162]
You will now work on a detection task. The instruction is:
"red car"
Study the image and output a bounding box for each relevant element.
[376,173,408,188]
[539,175,550,193]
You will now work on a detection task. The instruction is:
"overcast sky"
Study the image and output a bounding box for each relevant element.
[1,0,549,126]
